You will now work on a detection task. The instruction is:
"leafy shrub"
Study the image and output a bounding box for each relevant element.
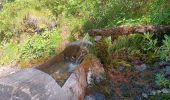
[149,0,170,25]
[19,29,61,64]
[155,74,170,88]
[160,35,170,60]
[0,0,55,42]
[151,74,170,99]
[110,33,160,63]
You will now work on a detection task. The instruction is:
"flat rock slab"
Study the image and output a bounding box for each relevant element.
[0,66,21,77]
[0,68,68,100]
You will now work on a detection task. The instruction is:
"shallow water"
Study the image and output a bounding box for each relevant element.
[39,61,78,86]
[38,39,92,86]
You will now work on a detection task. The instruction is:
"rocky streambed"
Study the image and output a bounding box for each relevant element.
[0,40,170,100]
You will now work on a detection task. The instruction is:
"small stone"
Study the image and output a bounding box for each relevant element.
[135,64,147,72]
[84,95,95,100]
[161,88,169,94]
[150,91,156,95]
[120,83,130,97]
[134,96,142,100]
[95,36,102,41]
[165,66,170,76]
[94,92,105,100]
[84,92,105,100]
[159,61,167,67]
[142,93,148,98]
[157,90,162,94]
[118,66,125,72]
[86,60,105,85]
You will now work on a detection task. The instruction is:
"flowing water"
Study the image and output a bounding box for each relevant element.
[38,34,92,86]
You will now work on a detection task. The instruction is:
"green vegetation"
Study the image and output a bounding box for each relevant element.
[0,0,169,65]
[0,0,170,99]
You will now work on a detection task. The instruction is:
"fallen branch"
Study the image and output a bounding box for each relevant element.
[89,25,170,37]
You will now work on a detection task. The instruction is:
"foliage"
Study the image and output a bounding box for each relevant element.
[149,0,170,25]
[110,33,160,63]
[160,35,170,61]
[19,29,61,63]
[0,0,55,42]
[152,74,170,99]
[0,0,170,66]
[0,29,61,66]
[155,74,170,88]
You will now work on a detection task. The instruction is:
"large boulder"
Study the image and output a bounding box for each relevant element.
[0,68,68,100]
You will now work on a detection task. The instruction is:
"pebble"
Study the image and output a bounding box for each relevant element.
[150,91,156,95]
[135,64,147,72]
[84,92,105,100]
[165,66,170,76]
[142,93,148,98]
[161,88,169,94]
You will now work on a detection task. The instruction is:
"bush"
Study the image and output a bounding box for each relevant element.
[149,0,170,25]
[0,29,62,66]
[0,0,55,42]
[19,29,62,63]
[110,33,160,63]
[160,35,170,61]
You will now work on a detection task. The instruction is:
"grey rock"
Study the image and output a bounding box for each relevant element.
[87,60,105,85]
[142,93,148,98]
[94,92,106,100]
[118,66,125,72]
[84,95,95,100]
[157,90,162,94]
[84,92,105,100]
[0,68,68,100]
[135,64,147,72]
[134,96,143,100]
[150,91,156,95]
[120,83,130,97]
[95,36,102,41]
[165,66,170,76]
[67,40,93,49]
[161,88,169,94]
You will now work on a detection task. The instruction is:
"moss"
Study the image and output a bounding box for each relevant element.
[95,38,110,65]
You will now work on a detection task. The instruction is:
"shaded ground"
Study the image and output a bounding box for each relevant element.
[85,60,170,100]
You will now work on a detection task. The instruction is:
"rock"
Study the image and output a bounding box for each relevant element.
[94,92,106,100]
[84,92,105,100]
[134,96,143,100]
[84,95,95,100]
[142,93,148,98]
[118,65,125,72]
[150,91,156,95]
[87,58,105,85]
[161,88,169,94]
[95,36,102,41]
[0,66,21,77]
[112,96,121,100]
[159,61,170,67]
[0,68,68,100]
[157,90,162,94]
[67,40,93,49]
[135,64,147,72]
[165,66,170,76]
[120,83,130,97]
